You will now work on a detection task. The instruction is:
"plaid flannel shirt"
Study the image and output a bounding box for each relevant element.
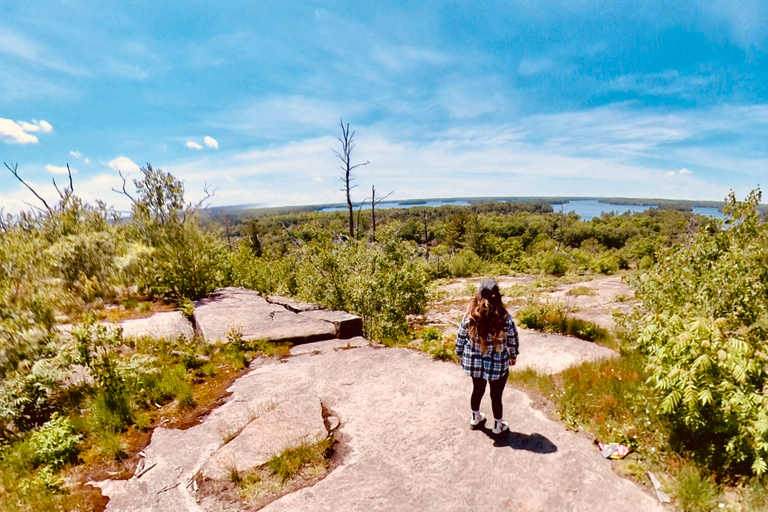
[455,314,519,381]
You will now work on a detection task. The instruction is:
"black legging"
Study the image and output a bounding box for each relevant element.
[471,372,508,420]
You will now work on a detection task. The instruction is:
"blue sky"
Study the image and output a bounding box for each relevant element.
[1,1,767,213]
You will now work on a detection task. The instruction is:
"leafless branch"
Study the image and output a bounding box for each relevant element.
[356,197,371,238]
[52,177,65,199]
[373,190,394,206]
[281,222,302,248]
[349,161,369,171]
[112,170,138,205]
[21,200,46,214]
[4,162,52,212]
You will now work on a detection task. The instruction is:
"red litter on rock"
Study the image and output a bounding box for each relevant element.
[598,442,630,459]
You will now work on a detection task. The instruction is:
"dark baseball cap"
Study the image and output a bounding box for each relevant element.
[478,279,501,300]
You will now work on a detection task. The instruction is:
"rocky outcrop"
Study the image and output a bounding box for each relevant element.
[120,311,195,340]
[298,309,363,339]
[201,395,327,480]
[96,340,662,512]
[193,288,362,344]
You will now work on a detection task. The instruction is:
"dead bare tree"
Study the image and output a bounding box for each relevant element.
[370,185,393,242]
[332,118,368,238]
[4,162,53,213]
[51,164,75,203]
[422,209,430,259]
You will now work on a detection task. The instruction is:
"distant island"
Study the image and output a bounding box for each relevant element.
[207,196,768,217]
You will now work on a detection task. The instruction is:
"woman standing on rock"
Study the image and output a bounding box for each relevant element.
[455,279,519,434]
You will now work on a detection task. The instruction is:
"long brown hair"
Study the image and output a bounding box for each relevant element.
[466,280,508,353]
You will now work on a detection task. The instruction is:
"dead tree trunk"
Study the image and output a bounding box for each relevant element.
[370,185,393,242]
[332,118,368,239]
[371,185,376,242]
[423,210,430,259]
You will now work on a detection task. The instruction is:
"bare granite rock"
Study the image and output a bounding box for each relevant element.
[194,287,336,344]
[298,309,363,339]
[513,328,617,375]
[120,311,195,340]
[202,395,328,480]
[267,295,321,312]
[289,336,373,356]
[97,343,661,512]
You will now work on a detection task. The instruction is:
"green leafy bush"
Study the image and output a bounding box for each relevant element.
[632,190,768,475]
[288,225,430,341]
[448,248,485,277]
[539,251,570,276]
[28,414,81,469]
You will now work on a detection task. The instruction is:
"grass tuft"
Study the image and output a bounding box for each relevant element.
[266,438,333,483]
[517,301,611,343]
[673,463,719,512]
[568,286,598,296]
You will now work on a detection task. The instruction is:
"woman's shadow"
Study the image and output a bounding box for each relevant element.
[474,421,558,453]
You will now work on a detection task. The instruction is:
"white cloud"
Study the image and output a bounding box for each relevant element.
[665,171,676,176]
[108,156,141,173]
[45,164,77,175]
[0,118,42,144]
[84,158,90,164]
[185,141,203,149]
[70,151,81,158]
[679,168,692,174]
[17,120,53,133]
[204,136,219,149]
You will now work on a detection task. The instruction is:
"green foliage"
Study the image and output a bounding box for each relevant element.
[673,463,719,512]
[517,302,611,343]
[265,437,333,483]
[28,414,81,469]
[448,248,485,277]
[124,164,228,300]
[539,251,570,276]
[555,354,666,452]
[286,225,430,341]
[632,189,768,476]
[418,329,459,362]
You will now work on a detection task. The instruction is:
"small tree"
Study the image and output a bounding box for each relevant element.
[332,119,368,238]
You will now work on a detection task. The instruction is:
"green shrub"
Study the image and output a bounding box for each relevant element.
[449,248,485,277]
[590,252,619,275]
[517,302,610,343]
[673,463,718,512]
[419,327,442,343]
[631,190,768,476]
[540,251,570,276]
[28,414,81,469]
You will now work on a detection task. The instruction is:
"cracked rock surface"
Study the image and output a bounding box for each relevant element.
[96,338,661,512]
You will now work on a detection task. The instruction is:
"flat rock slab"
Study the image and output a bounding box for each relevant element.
[514,329,617,375]
[119,311,195,340]
[289,336,373,356]
[298,310,363,339]
[547,276,636,330]
[98,344,661,512]
[194,287,336,344]
[267,295,321,312]
[202,395,327,480]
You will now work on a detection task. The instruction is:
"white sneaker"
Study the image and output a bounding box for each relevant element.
[469,412,486,430]
[492,420,509,435]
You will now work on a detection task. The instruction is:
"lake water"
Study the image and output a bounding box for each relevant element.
[319,200,470,212]
[553,200,725,220]
[320,198,725,219]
